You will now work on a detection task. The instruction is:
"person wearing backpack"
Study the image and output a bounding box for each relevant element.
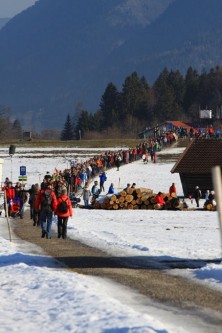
[55,187,72,239]
[35,183,57,239]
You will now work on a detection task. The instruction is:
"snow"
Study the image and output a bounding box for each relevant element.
[0,145,222,332]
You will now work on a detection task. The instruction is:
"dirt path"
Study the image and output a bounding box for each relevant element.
[12,210,222,330]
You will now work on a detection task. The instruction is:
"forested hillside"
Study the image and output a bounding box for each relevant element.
[61,66,222,140]
[0,0,222,132]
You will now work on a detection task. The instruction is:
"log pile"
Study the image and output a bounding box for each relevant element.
[203,200,216,211]
[92,187,181,210]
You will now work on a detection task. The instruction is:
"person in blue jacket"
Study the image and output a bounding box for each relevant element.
[107,183,114,194]
[99,171,107,192]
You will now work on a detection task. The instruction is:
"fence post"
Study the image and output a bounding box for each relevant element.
[212,166,222,254]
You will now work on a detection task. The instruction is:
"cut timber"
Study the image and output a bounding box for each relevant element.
[150,196,157,204]
[126,188,134,195]
[154,203,162,210]
[136,198,143,205]
[119,196,125,203]
[125,195,134,203]
[111,195,117,202]
[127,204,134,209]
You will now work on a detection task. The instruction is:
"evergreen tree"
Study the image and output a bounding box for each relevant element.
[208,67,222,113]
[61,114,74,140]
[184,67,200,115]
[121,72,151,131]
[75,111,91,139]
[12,119,22,139]
[153,68,184,122]
[100,82,121,128]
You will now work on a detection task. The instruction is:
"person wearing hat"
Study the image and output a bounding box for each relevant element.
[55,187,72,239]
[194,186,202,207]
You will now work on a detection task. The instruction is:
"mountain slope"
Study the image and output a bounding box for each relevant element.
[111,0,222,81]
[1,0,222,130]
[0,0,173,129]
[0,18,10,30]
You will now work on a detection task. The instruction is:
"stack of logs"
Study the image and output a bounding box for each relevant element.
[92,187,181,210]
[203,201,216,211]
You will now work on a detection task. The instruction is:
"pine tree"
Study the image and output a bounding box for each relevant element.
[61,114,74,140]
[153,68,185,122]
[12,119,22,139]
[121,72,152,132]
[100,82,121,128]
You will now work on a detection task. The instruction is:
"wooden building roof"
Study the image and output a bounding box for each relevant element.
[171,139,222,174]
[164,121,194,131]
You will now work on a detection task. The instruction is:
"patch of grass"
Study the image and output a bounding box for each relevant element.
[0,139,140,149]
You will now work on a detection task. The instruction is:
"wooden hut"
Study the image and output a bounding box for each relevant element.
[171,138,222,197]
[138,121,193,139]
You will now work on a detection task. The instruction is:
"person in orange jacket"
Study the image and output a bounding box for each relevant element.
[35,183,57,239]
[55,187,72,239]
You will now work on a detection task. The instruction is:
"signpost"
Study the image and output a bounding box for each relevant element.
[19,166,27,183]
[20,166,26,176]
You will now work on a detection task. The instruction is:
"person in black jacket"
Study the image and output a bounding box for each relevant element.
[17,184,28,218]
[194,186,202,207]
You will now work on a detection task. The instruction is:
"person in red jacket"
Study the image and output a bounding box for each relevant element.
[156,192,166,209]
[35,183,57,239]
[55,187,72,239]
[169,182,177,196]
[2,181,15,216]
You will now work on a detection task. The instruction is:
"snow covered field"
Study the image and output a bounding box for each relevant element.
[0,145,221,333]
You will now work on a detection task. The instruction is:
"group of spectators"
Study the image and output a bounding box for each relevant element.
[2,174,73,240]
[2,135,177,237]
[50,137,164,198]
[176,125,221,140]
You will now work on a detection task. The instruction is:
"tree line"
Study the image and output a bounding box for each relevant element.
[0,105,23,140]
[59,65,222,140]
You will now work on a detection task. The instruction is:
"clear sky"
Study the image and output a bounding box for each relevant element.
[0,0,36,17]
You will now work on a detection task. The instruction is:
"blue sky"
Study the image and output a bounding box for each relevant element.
[0,0,36,17]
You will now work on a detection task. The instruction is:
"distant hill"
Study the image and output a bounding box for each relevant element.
[0,0,222,130]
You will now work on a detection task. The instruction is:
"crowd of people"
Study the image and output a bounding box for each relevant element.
[2,175,72,240]
[176,125,221,140]
[1,136,166,238]
[5,133,209,238]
